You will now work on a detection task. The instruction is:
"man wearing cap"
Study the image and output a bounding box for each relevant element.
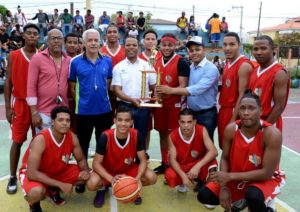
[156,36,219,142]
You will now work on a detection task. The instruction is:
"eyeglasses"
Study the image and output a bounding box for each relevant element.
[49,36,63,41]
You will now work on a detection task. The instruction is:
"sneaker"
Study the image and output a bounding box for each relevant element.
[153,163,166,174]
[176,184,188,193]
[6,176,17,194]
[94,189,106,208]
[267,199,276,212]
[193,181,205,192]
[47,190,65,206]
[75,184,86,193]
[30,201,42,212]
[133,196,142,205]
[204,204,217,210]
[232,199,247,211]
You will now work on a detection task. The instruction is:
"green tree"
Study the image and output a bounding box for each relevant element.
[0,5,7,16]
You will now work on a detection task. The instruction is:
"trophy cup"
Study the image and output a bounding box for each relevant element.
[139,47,162,108]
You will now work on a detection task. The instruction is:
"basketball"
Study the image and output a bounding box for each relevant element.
[112,176,141,203]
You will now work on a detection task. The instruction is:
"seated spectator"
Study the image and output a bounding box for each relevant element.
[98,11,110,33]
[60,8,73,36]
[50,9,60,29]
[29,9,49,36]
[11,24,23,36]
[128,25,138,39]
[73,10,84,34]
[126,12,135,32]
[116,11,125,42]
[84,9,94,29]
[137,11,145,43]
[221,17,229,33]
[188,15,198,36]
[176,12,188,36]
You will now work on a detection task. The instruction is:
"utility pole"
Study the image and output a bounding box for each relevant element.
[86,0,91,11]
[192,5,195,16]
[70,2,74,16]
[232,5,244,44]
[257,1,263,37]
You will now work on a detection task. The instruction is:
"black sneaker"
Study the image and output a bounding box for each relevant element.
[94,189,106,208]
[6,176,17,194]
[47,190,65,206]
[153,163,166,174]
[30,201,42,212]
[133,196,142,205]
[75,184,86,193]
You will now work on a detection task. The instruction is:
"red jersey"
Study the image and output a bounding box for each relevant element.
[248,62,290,119]
[103,128,138,173]
[101,45,125,67]
[230,120,280,174]
[155,54,181,107]
[219,55,252,107]
[170,125,206,166]
[11,48,37,99]
[19,129,74,177]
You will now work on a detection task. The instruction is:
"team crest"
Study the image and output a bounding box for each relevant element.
[225,79,231,88]
[254,87,262,96]
[62,154,70,164]
[248,154,261,167]
[165,75,172,84]
[124,158,133,165]
[191,150,199,159]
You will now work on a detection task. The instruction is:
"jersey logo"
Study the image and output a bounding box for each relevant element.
[248,154,261,167]
[191,150,199,159]
[254,87,262,96]
[124,157,134,165]
[165,75,172,84]
[225,79,231,88]
[62,154,71,164]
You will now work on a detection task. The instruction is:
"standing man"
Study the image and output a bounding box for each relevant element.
[153,33,190,174]
[249,35,289,131]
[165,108,218,192]
[209,13,221,52]
[4,24,40,194]
[176,12,188,36]
[156,36,219,142]
[197,92,285,212]
[137,11,146,43]
[68,28,113,161]
[19,106,90,212]
[112,37,156,146]
[86,105,157,207]
[27,29,70,131]
[15,6,27,29]
[29,9,49,36]
[218,32,253,149]
[84,9,94,30]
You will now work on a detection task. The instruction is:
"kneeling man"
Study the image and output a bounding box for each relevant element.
[19,106,90,212]
[197,91,286,212]
[165,108,218,192]
[87,105,157,208]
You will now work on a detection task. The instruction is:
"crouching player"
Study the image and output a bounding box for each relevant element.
[165,108,218,192]
[197,92,286,212]
[19,106,90,212]
[86,105,157,208]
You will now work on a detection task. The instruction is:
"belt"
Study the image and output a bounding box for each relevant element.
[194,106,217,115]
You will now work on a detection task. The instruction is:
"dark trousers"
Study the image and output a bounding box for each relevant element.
[76,112,113,159]
[194,106,218,142]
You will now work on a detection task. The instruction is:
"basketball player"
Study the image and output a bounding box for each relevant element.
[197,91,285,212]
[218,32,253,149]
[86,105,157,208]
[19,106,90,212]
[165,108,218,192]
[4,23,40,194]
[249,35,289,131]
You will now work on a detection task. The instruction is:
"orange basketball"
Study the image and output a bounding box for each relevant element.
[112,176,141,203]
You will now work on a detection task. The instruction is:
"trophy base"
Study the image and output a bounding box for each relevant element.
[140,102,163,108]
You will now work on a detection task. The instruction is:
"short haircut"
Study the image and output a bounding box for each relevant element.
[51,106,72,120]
[87,9,91,13]
[115,105,133,118]
[64,8,68,12]
[82,29,99,42]
[240,89,261,108]
[106,24,118,34]
[255,35,274,48]
[180,108,195,119]
[65,32,79,43]
[23,23,40,34]
[161,33,176,39]
[124,36,138,45]
[143,29,158,39]
[224,32,240,44]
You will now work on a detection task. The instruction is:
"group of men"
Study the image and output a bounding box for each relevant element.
[4,21,289,212]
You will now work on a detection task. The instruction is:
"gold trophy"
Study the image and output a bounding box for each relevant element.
[139,47,162,108]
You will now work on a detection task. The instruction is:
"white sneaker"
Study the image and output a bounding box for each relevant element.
[204,204,217,209]
[176,184,188,193]
[267,199,277,212]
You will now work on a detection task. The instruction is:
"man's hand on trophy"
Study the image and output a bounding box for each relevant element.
[132,98,141,107]
[156,85,173,95]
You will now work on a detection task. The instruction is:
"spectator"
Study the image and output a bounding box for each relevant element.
[209,13,221,52]
[30,9,49,36]
[5,10,14,36]
[65,33,79,58]
[205,14,214,43]
[15,5,27,28]
[221,17,229,33]
[128,25,138,39]
[188,15,198,36]
[11,24,23,36]
[126,12,135,34]
[73,10,84,35]
[0,26,9,56]
[84,9,94,30]
[60,8,73,36]
[137,11,146,43]
[176,12,188,37]
[116,11,125,42]
[50,9,60,29]
[0,13,3,27]
[98,11,110,33]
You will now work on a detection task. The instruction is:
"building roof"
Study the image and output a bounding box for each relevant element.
[149,19,176,25]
